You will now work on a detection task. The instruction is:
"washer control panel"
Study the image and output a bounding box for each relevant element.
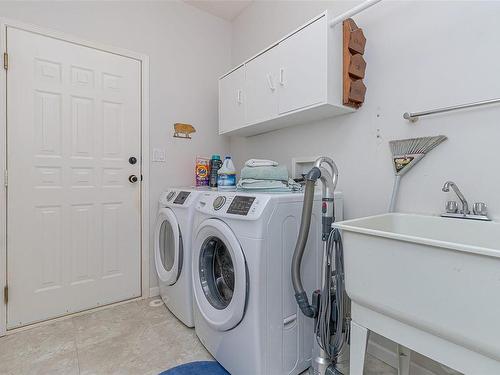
[227,196,256,216]
[197,192,270,219]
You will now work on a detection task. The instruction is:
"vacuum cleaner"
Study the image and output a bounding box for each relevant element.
[291,156,348,375]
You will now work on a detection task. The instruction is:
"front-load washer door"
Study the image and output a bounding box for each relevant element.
[193,219,247,332]
[154,208,183,286]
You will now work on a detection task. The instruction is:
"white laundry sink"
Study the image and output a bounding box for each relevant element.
[334,213,500,373]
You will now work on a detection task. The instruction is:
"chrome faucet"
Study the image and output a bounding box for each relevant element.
[442,181,469,214]
[441,181,490,221]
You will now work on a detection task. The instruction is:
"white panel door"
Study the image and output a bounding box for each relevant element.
[278,16,327,114]
[244,46,279,125]
[6,27,142,328]
[219,66,245,134]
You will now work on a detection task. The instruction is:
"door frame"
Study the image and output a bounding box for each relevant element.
[0,18,151,336]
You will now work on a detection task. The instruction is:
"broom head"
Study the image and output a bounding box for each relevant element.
[389,135,447,176]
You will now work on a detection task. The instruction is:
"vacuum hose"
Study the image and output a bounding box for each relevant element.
[291,167,321,318]
[292,157,347,375]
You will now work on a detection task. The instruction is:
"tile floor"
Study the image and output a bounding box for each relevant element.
[0,298,397,375]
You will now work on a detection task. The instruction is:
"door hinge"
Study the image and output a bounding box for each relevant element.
[3,52,8,70]
[3,285,7,304]
[4,170,7,187]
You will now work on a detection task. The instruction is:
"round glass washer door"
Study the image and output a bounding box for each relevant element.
[192,218,247,332]
[154,208,183,286]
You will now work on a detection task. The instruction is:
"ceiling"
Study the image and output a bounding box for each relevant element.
[184,0,253,21]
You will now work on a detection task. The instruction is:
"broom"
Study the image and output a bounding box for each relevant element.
[388,135,447,212]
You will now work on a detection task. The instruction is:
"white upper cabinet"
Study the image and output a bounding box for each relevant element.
[219,11,354,136]
[278,17,327,115]
[219,65,245,133]
[245,46,279,125]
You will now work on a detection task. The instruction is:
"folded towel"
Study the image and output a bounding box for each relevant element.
[237,178,302,192]
[240,165,288,181]
[245,159,279,168]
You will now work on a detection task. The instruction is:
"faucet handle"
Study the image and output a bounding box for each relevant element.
[473,202,488,216]
[445,200,458,213]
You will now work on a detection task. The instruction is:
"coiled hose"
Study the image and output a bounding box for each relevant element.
[316,228,348,359]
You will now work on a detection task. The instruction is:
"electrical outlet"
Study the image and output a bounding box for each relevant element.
[152,148,166,162]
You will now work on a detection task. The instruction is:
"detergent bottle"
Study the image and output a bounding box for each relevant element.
[217,156,236,190]
[209,154,222,188]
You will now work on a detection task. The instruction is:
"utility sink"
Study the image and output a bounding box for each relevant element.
[334,213,500,374]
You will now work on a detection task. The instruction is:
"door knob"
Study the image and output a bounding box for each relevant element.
[129,157,137,165]
[128,175,139,183]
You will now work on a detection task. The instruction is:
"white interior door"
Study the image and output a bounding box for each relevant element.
[6,27,142,328]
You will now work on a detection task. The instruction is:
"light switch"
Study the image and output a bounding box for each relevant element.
[152,148,166,162]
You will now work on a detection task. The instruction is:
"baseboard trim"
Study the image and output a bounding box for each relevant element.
[149,286,159,297]
[367,339,437,375]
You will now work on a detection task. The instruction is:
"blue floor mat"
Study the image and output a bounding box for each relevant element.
[159,361,230,375]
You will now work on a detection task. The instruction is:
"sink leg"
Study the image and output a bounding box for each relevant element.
[397,345,411,375]
[350,321,369,375]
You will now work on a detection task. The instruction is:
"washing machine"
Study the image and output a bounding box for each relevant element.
[154,187,206,327]
[191,190,343,375]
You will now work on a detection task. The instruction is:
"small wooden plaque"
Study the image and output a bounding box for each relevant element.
[173,123,196,139]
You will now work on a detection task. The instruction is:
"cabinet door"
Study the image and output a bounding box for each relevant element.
[278,16,327,114]
[245,46,279,125]
[219,66,246,134]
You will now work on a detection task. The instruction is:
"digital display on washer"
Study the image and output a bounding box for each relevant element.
[173,191,191,205]
[227,196,255,215]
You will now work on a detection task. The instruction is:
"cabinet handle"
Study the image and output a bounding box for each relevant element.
[267,74,276,91]
[279,68,285,86]
[237,89,243,104]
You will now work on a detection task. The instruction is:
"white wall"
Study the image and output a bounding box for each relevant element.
[230,0,500,221]
[229,0,500,373]
[0,0,232,288]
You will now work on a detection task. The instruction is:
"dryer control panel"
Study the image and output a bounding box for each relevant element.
[159,189,195,207]
[173,191,191,205]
